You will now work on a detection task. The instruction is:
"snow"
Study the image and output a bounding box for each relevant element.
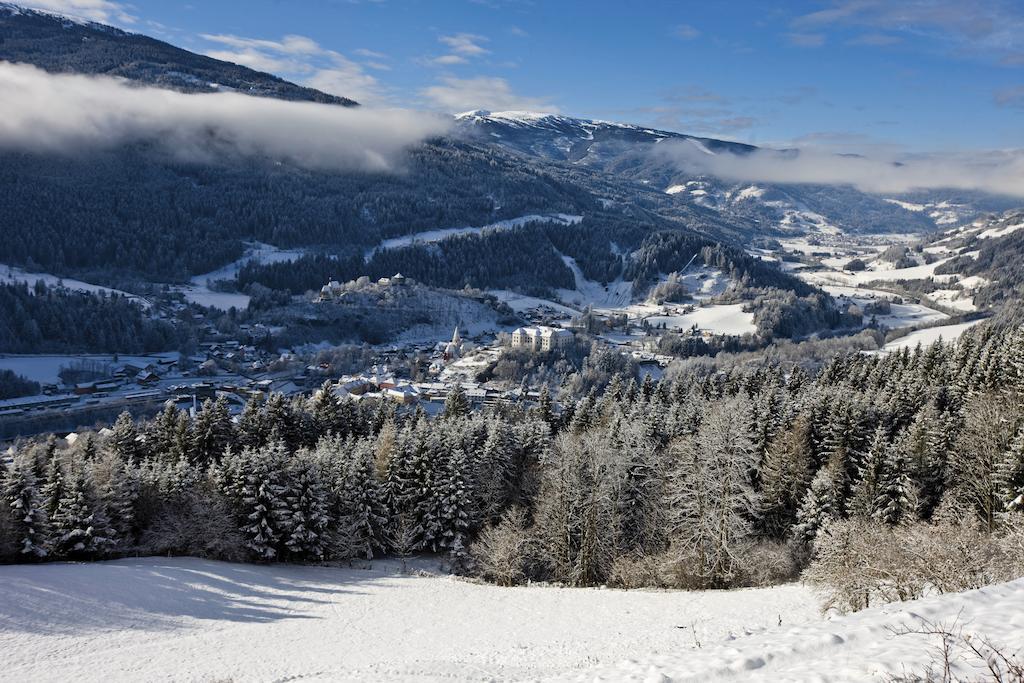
[556,254,633,309]
[884,198,927,212]
[0,557,819,682]
[735,185,766,201]
[171,286,251,311]
[0,264,150,308]
[646,303,757,336]
[665,184,686,195]
[564,578,1024,682]
[368,214,583,260]
[979,222,1024,239]
[0,353,178,384]
[488,290,581,316]
[879,319,986,353]
[190,242,306,286]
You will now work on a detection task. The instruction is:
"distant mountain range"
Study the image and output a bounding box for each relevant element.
[0,4,1019,301]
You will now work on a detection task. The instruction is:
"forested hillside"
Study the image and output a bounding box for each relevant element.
[0,140,594,283]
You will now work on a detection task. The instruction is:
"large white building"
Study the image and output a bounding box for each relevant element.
[511,326,573,352]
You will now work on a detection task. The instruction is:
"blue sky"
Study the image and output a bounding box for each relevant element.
[28,1,1024,152]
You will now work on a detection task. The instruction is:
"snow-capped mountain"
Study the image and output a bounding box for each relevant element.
[456,110,1014,236]
[455,109,754,165]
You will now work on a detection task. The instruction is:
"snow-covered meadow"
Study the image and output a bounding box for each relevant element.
[2,558,1020,682]
[0,557,818,682]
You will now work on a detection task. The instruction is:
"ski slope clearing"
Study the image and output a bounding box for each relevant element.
[368,214,582,260]
[0,557,817,682]
[562,578,1024,682]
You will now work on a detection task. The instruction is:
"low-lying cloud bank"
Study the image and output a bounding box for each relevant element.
[657,139,1024,198]
[0,61,450,171]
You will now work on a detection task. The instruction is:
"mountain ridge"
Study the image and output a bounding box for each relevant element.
[0,3,357,105]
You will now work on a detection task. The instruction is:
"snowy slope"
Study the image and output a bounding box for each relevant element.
[0,557,817,682]
[560,578,1024,682]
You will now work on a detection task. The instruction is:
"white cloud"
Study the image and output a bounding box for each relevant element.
[438,33,490,56]
[199,33,387,105]
[22,0,135,24]
[673,24,700,40]
[0,61,450,172]
[792,0,1024,64]
[655,139,1024,197]
[420,76,558,113]
[785,32,826,47]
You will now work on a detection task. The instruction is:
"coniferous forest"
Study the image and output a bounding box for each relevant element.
[3,320,1022,612]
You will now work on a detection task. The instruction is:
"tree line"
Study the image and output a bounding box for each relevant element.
[1,322,1022,608]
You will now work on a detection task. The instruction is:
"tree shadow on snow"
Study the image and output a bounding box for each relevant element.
[0,557,384,635]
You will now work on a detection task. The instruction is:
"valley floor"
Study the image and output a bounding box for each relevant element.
[0,557,816,682]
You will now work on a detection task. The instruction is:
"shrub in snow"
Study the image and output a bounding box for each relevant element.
[471,506,531,586]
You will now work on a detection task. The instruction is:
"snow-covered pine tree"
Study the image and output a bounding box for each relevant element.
[309,380,342,438]
[793,467,840,547]
[40,452,64,521]
[873,447,914,525]
[262,393,299,451]
[97,453,139,547]
[997,425,1024,514]
[283,456,331,561]
[436,446,472,568]
[757,414,813,538]
[239,442,291,561]
[107,411,140,462]
[50,465,114,559]
[850,426,887,518]
[190,396,235,464]
[340,439,389,560]
[443,385,471,419]
[4,455,49,559]
[237,394,266,449]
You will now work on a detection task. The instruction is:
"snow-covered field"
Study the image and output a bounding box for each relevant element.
[879,319,986,353]
[0,558,818,682]
[0,265,150,308]
[0,353,178,384]
[567,578,1024,682]
[646,303,757,336]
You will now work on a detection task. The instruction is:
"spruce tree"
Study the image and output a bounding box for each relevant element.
[443,385,471,419]
[191,396,234,464]
[50,465,113,559]
[239,443,290,561]
[5,455,49,559]
[341,440,389,559]
[283,457,331,561]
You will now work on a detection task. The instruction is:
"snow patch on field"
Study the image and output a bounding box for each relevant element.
[563,578,1024,682]
[0,557,819,682]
